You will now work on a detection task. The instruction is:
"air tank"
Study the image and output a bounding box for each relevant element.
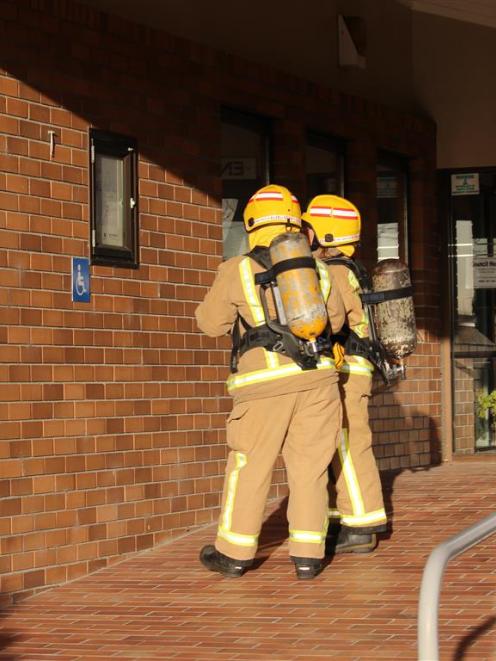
[269,233,328,343]
[371,259,416,359]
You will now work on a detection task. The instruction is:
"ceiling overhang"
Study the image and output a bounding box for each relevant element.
[397,0,496,30]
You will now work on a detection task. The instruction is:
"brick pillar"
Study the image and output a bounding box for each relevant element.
[409,153,444,463]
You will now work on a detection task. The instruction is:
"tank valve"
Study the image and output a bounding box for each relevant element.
[384,360,406,385]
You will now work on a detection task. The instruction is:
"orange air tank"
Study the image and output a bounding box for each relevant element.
[269,233,328,342]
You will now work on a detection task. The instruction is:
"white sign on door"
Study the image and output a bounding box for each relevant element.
[451,173,479,196]
[474,257,496,288]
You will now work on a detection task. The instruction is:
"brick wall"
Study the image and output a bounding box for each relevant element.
[0,0,439,603]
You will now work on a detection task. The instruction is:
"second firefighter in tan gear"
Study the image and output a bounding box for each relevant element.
[196,184,345,576]
[302,194,387,549]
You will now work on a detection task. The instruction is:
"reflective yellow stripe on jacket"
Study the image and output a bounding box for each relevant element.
[228,258,335,392]
[339,356,374,377]
[239,257,279,370]
[348,270,369,339]
[340,270,374,378]
[316,260,331,300]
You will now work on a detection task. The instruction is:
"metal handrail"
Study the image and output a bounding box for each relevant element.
[417,511,496,661]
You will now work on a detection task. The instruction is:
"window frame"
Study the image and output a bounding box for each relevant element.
[221,107,272,183]
[220,107,272,259]
[376,150,410,264]
[89,128,139,269]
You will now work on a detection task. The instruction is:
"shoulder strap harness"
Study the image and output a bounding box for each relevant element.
[230,247,331,373]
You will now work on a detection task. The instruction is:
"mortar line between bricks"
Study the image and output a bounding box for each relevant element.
[2,496,286,606]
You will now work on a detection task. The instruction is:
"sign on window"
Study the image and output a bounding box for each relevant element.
[221,158,257,180]
[451,173,480,196]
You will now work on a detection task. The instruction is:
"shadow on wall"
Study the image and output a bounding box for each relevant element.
[254,373,443,557]
[2,2,222,208]
[372,386,443,530]
[0,0,442,604]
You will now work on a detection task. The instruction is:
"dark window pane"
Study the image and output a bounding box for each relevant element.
[377,154,408,262]
[305,132,344,202]
[90,129,138,268]
[221,109,270,259]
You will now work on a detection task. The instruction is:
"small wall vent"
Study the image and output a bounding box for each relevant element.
[338,15,367,69]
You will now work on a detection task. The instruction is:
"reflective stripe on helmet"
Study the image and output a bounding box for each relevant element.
[303,195,361,247]
[333,233,361,244]
[248,191,284,202]
[248,192,299,204]
[244,185,302,232]
[309,207,359,219]
[249,214,301,228]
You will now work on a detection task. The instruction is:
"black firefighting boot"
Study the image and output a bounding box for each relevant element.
[199,545,252,578]
[334,527,377,554]
[290,556,323,580]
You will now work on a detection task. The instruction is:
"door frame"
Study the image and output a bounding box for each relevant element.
[439,165,496,457]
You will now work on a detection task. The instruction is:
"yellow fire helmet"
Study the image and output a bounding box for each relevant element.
[302,194,361,247]
[243,184,301,233]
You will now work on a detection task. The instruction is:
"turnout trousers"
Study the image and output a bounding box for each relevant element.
[215,382,342,561]
[328,372,387,532]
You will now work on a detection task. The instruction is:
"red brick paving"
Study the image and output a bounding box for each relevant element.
[0,461,495,660]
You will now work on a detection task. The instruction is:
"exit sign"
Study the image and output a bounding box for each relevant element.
[221,158,257,180]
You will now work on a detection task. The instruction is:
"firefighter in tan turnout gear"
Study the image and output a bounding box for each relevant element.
[302,195,388,554]
[195,184,346,579]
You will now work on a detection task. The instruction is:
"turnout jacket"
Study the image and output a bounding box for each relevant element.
[325,260,375,386]
[196,254,346,404]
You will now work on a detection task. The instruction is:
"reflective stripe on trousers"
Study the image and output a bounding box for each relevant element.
[289,519,328,545]
[217,451,258,548]
[335,428,386,527]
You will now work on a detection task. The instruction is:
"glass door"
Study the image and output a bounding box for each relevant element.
[446,169,496,453]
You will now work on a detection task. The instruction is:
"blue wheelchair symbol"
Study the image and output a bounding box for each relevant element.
[72,257,90,302]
